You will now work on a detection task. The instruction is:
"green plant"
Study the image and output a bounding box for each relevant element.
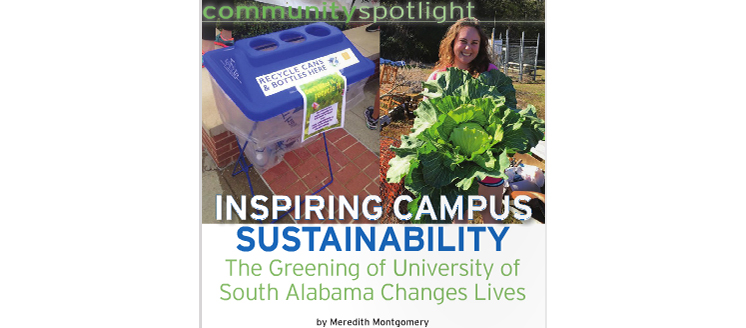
[386,68,544,223]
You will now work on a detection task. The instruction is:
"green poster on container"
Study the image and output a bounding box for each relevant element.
[297,71,347,142]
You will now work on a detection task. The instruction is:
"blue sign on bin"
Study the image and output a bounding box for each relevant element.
[203,22,375,122]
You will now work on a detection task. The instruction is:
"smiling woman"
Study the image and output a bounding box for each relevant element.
[433,17,493,77]
[417,18,522,224]
[452,26,480,70]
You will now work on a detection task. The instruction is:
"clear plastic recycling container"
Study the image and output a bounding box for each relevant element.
[203,22,375,172]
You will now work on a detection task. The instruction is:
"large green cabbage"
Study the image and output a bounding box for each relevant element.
[386,68,545,223]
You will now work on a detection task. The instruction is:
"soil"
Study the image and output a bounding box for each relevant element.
[380,121,413,140]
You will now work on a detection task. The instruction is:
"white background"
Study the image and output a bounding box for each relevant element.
[1,0,745,327]
[202,225,545,328]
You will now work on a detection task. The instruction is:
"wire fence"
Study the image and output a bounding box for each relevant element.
[490,31,542,82]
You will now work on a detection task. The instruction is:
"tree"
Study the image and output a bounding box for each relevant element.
[380,0,545,63]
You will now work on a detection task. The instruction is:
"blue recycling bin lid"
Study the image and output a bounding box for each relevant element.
[203,22,375,122]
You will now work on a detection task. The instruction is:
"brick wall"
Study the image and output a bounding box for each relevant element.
[202,128,241,168]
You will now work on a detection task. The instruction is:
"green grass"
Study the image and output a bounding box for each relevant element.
[514,83,545,120]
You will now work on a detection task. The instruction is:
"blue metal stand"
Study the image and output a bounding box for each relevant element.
[231,132,335,223]
[231,137,255,196]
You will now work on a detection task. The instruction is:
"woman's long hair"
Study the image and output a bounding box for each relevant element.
[434,17,493,76]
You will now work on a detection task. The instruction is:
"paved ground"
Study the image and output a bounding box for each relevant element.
[202,77,381,224]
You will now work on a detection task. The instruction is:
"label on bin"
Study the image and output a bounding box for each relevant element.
[255,48,359,97]
[308,103,339,134]
[298,72,347,142]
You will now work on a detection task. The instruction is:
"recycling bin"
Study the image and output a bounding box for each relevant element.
[203,22,375,173]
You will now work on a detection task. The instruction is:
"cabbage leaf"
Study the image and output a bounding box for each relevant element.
[386,68,545,223]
